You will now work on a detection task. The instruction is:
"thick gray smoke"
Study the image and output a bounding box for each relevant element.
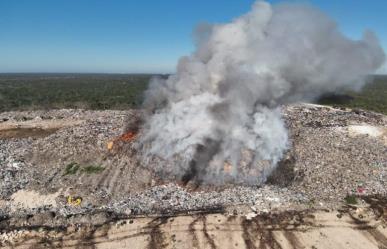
[140,1,385,185]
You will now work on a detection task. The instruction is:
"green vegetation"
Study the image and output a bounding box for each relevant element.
[344,195,358,205]
[81,165,105,174]
[0,73,386,115]
[318,75,387,115]
[64,162,80,175]
[63,162,105,175]
[0,73,159,112]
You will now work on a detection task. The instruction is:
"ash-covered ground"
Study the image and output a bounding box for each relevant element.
[0,104,386,220]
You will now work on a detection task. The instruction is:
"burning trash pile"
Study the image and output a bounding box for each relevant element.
[0,2,387,246]
[0,0,386,222]
[138,1,385,185]
[0,105,386,217]
[107,130,138,150]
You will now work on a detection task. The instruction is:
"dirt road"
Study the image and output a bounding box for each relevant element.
[1,205,386,249]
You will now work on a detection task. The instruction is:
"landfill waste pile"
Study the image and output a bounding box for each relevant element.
[0,104,386,248]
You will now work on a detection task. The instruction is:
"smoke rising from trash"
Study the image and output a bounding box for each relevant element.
[139,1,385,185]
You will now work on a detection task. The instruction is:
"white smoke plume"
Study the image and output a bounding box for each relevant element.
[139,1,385,185]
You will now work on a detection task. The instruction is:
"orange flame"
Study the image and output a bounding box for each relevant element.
[107,130,138,150]
[118,131,137,142]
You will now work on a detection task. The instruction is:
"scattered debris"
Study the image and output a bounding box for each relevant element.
[245,212,258,220]
[357,186,366,195]
[0,104,385,217]
[66,196,82,206]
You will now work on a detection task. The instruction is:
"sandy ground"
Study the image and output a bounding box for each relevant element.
[0,119,84,139]
[8,190,60,212]
[1,206,386,249]
[346,124,387,145]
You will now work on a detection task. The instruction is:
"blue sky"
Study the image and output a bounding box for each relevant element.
[1,0,386,73]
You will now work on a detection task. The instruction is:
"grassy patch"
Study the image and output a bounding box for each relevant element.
[64,162,80,175]
[81,165,105,174]
[63,162,104,175]
[344,195,358,205]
